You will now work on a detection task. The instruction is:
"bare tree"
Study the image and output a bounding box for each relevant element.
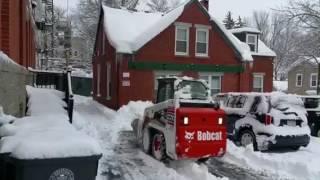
[251,11,301,80]
[252,11,270,43]
[147,0,170,12]
[281,0,320,93]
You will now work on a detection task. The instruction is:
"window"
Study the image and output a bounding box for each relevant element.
[310,73,317,88]
[296,74,303,87]
[97,64,101,96]
[199,74,222,95]
[253,74,264,92]
[157,81,174,103]
[175,24,190,56]
[246,34,257,52]
[106,62,111,100]
[196,28,209,56]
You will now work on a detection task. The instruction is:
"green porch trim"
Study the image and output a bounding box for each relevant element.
[128,61,244,73]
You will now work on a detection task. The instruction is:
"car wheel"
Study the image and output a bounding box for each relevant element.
[239,130,258,151]
[152,133,166,161]
[291,146,300,151]
[142,129,151,154]
[197,158,209,163]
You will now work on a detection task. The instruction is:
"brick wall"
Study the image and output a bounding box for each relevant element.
[0,0,36,68]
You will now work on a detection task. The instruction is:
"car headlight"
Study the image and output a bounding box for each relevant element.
[218,117,223,125]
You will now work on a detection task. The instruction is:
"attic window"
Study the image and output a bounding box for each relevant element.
[246,34,257,52]
[195,27,209,57]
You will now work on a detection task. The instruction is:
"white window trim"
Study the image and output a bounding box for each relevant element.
[199,73,223,95]
[195,28,209,57]
[175,25,190,56]
[106,62,111,100]
[246,34,258,52]
[310,73,318,88]
[253,74,264,92]
[97,64,101,97]
[296,73,303,87]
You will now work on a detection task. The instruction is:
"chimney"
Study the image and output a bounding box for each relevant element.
[200,0,209,10]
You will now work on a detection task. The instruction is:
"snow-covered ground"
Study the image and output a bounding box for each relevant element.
[5,86,320,179]
[72,95,320,180]
[73,95,226,180]
[220,139,320,180]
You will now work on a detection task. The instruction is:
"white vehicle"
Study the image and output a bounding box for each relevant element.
[132,77,227,161]
[215,92,310,151]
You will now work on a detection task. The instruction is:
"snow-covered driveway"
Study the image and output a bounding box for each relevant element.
[72,96,320,180]
[73,96,225,180]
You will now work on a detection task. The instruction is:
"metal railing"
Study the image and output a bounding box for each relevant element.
[65,69,74,123]
[30,68,74,123]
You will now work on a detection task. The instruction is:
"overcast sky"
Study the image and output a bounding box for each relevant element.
[209,0,287,21]
[54,0,287,22]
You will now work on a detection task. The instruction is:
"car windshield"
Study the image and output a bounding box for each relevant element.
[176,80,208,100]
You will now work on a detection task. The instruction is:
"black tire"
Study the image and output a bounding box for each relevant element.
[239,129,258,151]
[142,129,151,154]
[291,146,300,151]
[151,133,166,161]
[197,158,209,163]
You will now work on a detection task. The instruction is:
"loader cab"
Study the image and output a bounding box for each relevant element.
[156,77,210,103]
[156,78,175,103]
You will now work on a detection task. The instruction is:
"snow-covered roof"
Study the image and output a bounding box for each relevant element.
[102,2,186,54]
[287,56,320,72]
[101,0,274,61]
[210,17,253,61]
[252,40,276,57]
[229,27,261,34]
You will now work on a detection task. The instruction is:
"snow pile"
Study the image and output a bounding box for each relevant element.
[0,51,24,69]
[0,106,15,126]
[221,139,320,180]
[26,86,67,116]
[0,86,102,159]
[71,68,93,78]
[273,81,288,92]
[103,1,186,53]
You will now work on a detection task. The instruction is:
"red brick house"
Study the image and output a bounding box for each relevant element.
[92,0,276,109]
[0,0,36,68]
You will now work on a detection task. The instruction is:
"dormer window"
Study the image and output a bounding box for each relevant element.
[246,34,258,52]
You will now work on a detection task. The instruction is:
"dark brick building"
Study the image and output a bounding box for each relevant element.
[92,0,276,109]
[0,0,36,68]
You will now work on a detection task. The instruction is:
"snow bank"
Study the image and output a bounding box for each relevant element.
[0,87,102,159]
[221,139,320,180]
[0,106,15,126]
[0,51,24,69]
[26,86,67,116]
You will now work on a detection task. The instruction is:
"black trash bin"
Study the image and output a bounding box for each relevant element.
[0,153,10,180]
[5,154,102,180]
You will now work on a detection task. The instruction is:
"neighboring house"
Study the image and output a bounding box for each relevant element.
[288,58,320,95]
[92,0,276,109]
[0,0,42,116]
